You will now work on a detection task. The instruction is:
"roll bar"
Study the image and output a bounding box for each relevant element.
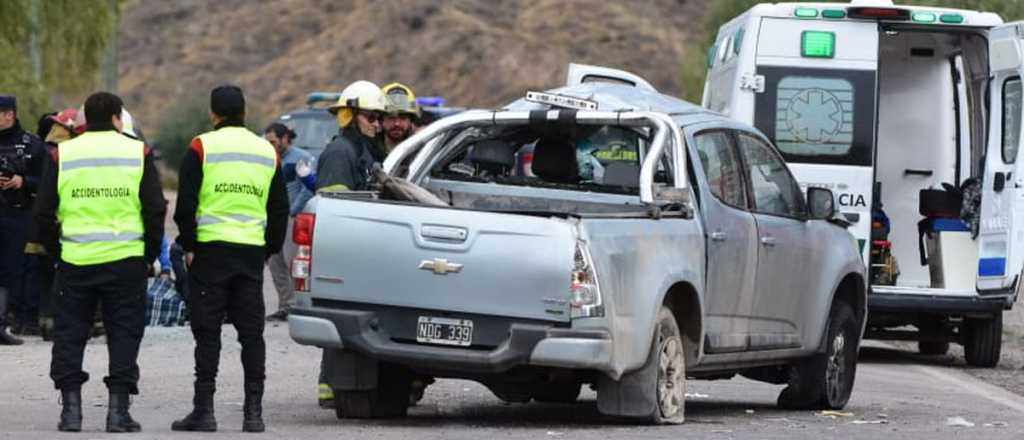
[381,110,687,205]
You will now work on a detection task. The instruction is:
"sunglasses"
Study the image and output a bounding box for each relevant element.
[359,112,383,123]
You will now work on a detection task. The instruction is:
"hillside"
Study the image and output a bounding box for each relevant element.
[118,0,708,127]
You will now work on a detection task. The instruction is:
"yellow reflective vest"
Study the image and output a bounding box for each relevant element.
[195,126,277,246]
[57,131,145,266]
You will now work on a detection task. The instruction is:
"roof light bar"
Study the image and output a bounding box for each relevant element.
[795,7,818,18]
[848,7,910,20]
[912,12,937,23]
[822,9,846,19]
[940,13,964,24]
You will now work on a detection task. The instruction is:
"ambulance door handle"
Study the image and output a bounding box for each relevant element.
[710,231,728,242]
[904,169,934,177]
[760,236,777,247]
[994,172,1006,192]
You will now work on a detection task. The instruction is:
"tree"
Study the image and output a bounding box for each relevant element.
[0,0,118,132]
[680,0,1024,103]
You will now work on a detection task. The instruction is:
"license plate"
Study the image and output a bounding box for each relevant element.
[416,316,473,347]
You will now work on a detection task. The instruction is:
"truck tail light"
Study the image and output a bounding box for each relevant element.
[570,241,604,319]
[292,213,315,292]
[293,212,316,246]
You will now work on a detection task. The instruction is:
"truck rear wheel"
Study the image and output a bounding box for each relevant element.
[778,301,859,410]
[964,313,1002,368]
[649,306,686,424]
[334,363,413,419]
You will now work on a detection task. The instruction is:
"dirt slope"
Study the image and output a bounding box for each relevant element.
[118,0,707,124]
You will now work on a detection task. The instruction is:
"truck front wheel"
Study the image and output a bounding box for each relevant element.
[778,301,859,410]
[963,313,1002,368]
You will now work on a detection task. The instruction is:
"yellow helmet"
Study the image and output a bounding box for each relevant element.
[328,80,387,115]
[381,82,420,117]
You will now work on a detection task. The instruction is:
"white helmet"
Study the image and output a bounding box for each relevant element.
[328,80,387,114]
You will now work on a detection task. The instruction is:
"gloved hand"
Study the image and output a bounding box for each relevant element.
[296,159,312,178]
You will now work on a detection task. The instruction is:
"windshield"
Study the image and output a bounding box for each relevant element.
[429,125,655,195]
[278,112,336,157]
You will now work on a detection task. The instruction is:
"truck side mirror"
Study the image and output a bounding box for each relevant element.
[807,187,837,220]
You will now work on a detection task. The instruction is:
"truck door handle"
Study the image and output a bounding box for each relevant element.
[710,231,728,242]
[760,236,777,247]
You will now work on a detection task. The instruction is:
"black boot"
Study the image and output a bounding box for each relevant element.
[57,389,82,432]
[242,382,265,433]
[106,392,142,433]
[0,288,22,346]
[171,383,217,432]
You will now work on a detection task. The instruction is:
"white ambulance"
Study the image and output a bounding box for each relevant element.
[703,0,1022,366]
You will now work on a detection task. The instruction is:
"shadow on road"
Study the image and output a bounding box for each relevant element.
[295,399,790,429]
[857,346,961,368]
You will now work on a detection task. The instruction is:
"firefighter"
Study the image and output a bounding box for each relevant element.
[379,82,421,157]
[171,85,288,433]
[33,92,166,432]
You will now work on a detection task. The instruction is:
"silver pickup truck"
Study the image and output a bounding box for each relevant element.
[289,65,867,424]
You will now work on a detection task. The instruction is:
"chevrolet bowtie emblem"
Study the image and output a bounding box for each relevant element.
[418,258,463,275]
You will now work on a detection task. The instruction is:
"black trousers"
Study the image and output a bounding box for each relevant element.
[188,245,266,386]
[50,257,147,394]
[0,209,30,327]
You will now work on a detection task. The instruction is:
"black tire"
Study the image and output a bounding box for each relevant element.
[533,381,582,404]
[647,306,686,424]
[334,363,412,419]
[964,313,1002,368]
[918,340,950,356]
[778,301,859,410]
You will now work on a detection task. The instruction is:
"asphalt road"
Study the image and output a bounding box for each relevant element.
[2,275,1023,439]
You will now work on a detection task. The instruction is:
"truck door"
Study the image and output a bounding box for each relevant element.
[978,23,1024,297]
[690,130,758,353]
[735,131,810,350]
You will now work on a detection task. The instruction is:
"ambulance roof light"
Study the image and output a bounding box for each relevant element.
[850,0,895,5]
[847,6,910,21]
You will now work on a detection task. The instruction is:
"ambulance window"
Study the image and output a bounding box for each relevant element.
[694,131,747,209]
[753,67,874,166]
[774,77,854,158]
[1003,77,1022,164]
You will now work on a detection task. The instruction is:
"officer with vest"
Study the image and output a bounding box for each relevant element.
[33,92,166,432]
[0,95,46,345]
[172,85,288,433]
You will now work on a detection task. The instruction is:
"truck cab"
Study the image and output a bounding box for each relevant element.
[703,0,1021,366]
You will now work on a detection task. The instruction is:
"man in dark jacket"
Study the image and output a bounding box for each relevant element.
[0,95,47,345]
[34,92,166,432]
[172,85,288,433]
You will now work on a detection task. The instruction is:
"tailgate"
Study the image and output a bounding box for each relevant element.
[310,198,575,323]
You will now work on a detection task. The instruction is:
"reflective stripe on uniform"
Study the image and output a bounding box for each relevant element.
[205,152,276,168]
[61,157,143,171]
[197,214,267,227]
[61,232,144,243]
